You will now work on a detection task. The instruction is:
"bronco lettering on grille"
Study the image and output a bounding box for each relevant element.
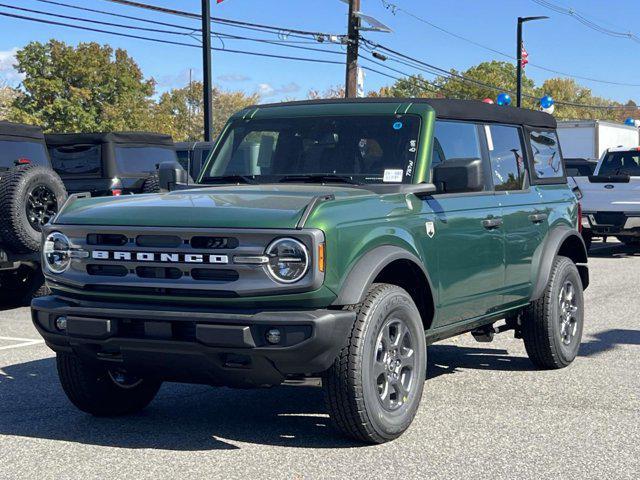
[91,250,229,264]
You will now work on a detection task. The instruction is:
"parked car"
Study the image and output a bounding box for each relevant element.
[32,99,588,444]
[557,119,638,161]
[45,132,179,196]
[575,146,640,248]
[0,121,67,304]
[175,141,215,179]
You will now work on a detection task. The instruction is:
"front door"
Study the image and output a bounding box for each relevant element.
[421,120,505,328]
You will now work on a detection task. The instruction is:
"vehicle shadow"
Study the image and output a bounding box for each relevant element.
[427,344,535,379]
[579,328,640,357]
[0,357,360,451]
[588,242,640,259]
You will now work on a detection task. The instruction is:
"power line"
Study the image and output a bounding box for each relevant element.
[380,0,640,88]
[0,3,345,57]
[0,10,345,66]
[362,37,640,110]
[532,0,640,42]
[102,0,347,40]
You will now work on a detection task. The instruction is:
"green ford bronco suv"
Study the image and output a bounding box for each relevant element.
[32,99,588,443]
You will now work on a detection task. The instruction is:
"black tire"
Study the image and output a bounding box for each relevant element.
[141,173,160,193]
[581,229,592,251]
[56,353,161,416]
[324,283,427,444]
[522,256,584,369]
[0,165,67,253]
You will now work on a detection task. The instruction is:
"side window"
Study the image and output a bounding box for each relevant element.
[487,125,526,191]
[530,130,564,179]
[432,120,481,167]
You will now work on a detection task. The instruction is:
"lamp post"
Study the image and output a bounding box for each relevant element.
[202,0,213,141]
[516,15,548,108]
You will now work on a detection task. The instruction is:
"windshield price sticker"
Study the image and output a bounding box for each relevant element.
[383,169,404,182]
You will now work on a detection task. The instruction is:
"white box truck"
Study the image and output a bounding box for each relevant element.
[557,120,639,160]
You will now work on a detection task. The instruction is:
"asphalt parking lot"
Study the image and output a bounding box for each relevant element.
[1,241,638,480]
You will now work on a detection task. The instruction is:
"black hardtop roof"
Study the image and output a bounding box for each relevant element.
[45,131,174,147]
[252,98,557,129]
[0,121,45,141]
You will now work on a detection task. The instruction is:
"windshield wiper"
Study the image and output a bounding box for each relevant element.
[278,174,359,185]
[201,175,258,185]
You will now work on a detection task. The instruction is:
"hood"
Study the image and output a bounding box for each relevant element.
[55,184,373,229]
[573,176,640,212]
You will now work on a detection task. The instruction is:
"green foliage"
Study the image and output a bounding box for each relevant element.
[10,40,156,132]
[154,81,259,142]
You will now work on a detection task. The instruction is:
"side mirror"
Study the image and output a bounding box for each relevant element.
[432,157,484,194]
[158,161,189,192]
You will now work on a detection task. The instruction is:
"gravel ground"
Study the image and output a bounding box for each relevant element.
[1,241,638,480]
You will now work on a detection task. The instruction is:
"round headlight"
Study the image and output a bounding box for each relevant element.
[43,232,71,273]
[266,238,309,284]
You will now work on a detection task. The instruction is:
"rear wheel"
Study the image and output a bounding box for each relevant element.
[141,173,160,193]
[522,256,584,369]
[324,283,426,444]
[0,265,49,306]
[57,353,161,416]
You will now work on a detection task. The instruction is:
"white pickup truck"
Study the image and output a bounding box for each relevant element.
[572,146,640,249]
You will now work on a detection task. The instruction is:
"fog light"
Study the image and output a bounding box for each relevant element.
[55,316,67,331]
[266,328,282,344]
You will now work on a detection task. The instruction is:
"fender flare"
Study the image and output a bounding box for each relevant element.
[531,226,589,301]
[332,245,435,306]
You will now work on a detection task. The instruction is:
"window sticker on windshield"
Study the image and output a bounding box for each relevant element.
[383,169,403,182]
[393,121,403,130]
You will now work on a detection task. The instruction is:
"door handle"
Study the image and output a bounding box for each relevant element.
[482,217,503,229]
[529,213,548,224]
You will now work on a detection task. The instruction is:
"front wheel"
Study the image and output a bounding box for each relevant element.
[324,283,426,444]
[522,256,584,369]
[57,353,161,416]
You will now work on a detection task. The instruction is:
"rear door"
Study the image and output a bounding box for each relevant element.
[486,124,549,309]
[422,120,505,327]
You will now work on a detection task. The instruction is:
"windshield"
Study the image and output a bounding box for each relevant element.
[0,140,49,170]
[114,146,178,175]
[200,115,421,185]
[598,151,640,176]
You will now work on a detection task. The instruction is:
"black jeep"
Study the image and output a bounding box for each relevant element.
[0,121,67,304]
[45,132,179,196]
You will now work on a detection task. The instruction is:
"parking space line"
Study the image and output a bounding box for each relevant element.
[0,336,45,351]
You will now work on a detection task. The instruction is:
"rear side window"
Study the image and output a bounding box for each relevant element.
[530,130,564,179]
[114,146,177,176]
[487,125,526,191]
[598,151,640,176]
[49,144,102,177]
[0,140,49,169]
[176,149,190,170]
[432,121,481,167]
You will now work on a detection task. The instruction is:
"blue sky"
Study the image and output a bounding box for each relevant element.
[1,0,640,103]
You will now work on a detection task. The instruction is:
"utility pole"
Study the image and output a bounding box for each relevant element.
[516,15,548,108]
[202,0,213,141]
[345,0,361,98]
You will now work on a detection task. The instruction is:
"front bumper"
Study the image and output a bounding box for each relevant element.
[31,295,355,387]
[582,211,640,237]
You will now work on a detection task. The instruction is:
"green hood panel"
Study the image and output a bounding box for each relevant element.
[55,185,372,228]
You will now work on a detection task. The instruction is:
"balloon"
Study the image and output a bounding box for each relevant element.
[482,98,494,104]
[540,95,554,109]
[634,119,640,128]
[541,104,555,115]
[624,117,635,126]
[496,93,511,106]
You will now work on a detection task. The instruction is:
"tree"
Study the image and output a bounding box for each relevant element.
[536,78,623,121]
[0,81,19,120]
[154,81,259,141]
[10,40,156,132]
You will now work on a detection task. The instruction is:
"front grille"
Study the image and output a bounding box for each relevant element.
[594,212,626,226]
[51,225,323,299]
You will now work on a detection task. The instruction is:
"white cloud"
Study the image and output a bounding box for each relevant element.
[217,73,251,83]
[156,68,201,90]
[256,82,300,99]
[0,48,24,85]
